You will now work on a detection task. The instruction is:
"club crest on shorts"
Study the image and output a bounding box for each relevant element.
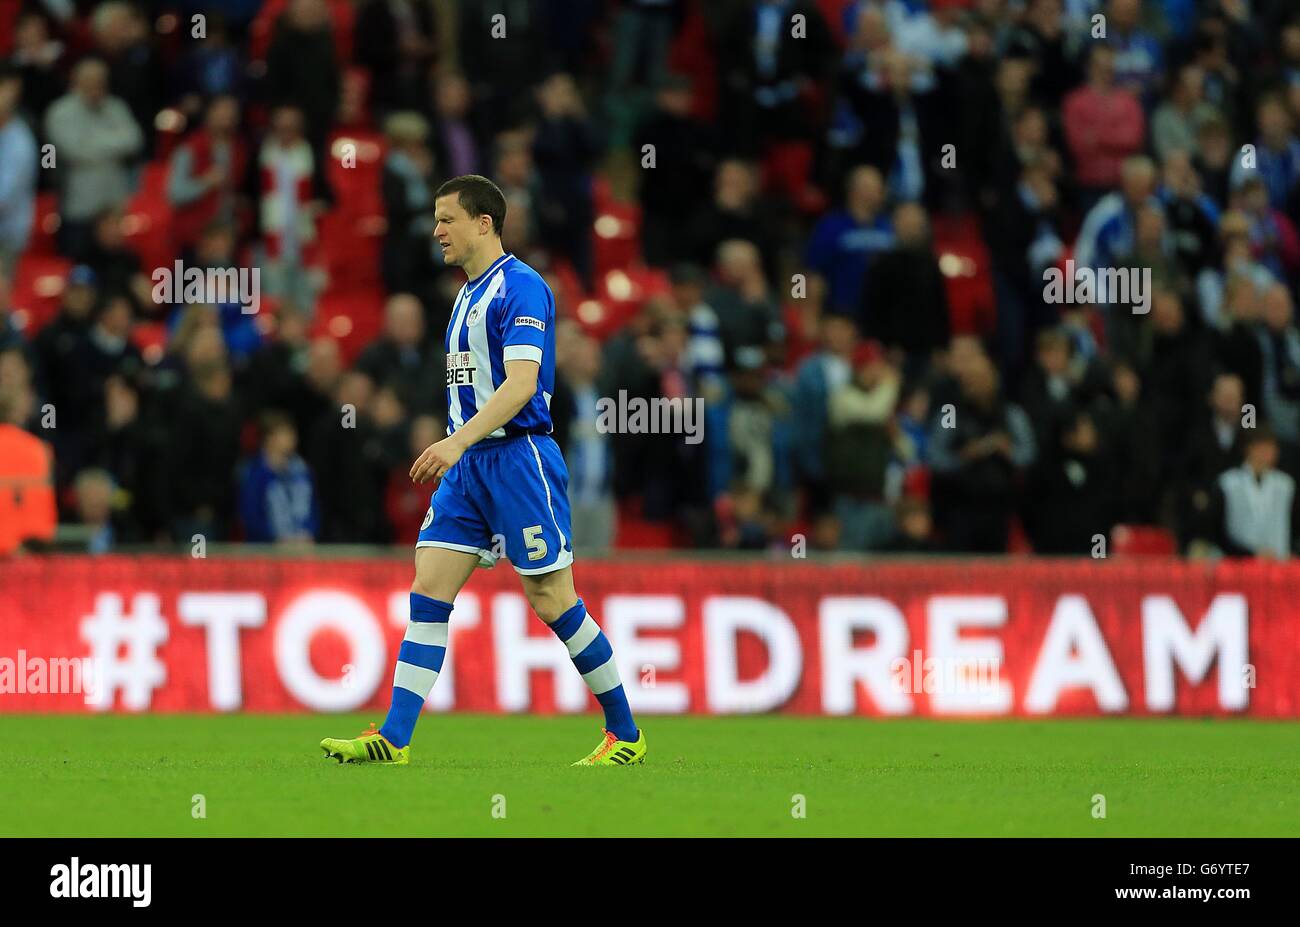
[421,506,434,530]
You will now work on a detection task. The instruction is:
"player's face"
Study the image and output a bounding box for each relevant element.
[434,195,480,267]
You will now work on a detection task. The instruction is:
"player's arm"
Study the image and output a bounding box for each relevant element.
[409,359,538,484]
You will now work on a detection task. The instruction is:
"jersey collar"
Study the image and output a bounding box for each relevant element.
[465,252,514,289]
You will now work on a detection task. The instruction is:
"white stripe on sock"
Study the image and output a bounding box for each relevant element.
[394,661,439,697]
[405,621,449,648]
[582,656,622,696]
[564,615,600,658]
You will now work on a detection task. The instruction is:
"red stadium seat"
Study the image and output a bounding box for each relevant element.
[0,4,19,57]
[592,198,642,281]
[29,193,60,257]
[1110,524,1178,557]
[122,162,177,272]
[10,254,72,336]
[313,287,385,365]
[762,141,826,215]
[613,497,678,549]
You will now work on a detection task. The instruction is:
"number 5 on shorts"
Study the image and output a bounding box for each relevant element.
[523,525,547,561]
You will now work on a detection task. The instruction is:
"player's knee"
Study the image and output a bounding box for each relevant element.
[525,585,570,624]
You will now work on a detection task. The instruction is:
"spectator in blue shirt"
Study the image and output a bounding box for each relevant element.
[1250,94,1300,214]
[239,410,319,544]
[804,165,894,320]
[0,65,38,278]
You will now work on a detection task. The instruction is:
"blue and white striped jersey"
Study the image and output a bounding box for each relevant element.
[444,252,556,439]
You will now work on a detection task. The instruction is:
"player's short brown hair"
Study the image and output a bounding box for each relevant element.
[435,174,506,237]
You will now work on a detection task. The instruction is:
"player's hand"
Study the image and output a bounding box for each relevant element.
[410,436,466,485]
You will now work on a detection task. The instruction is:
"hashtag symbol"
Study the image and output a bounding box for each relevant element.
[80,593,169,711]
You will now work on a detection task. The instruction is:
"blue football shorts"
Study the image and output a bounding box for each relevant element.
[416,433,574,574]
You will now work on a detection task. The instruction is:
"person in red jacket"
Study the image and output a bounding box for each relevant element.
[1063,44,1146,211]
[166,94,249,254]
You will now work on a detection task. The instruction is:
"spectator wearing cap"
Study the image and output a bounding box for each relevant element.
[804,165,893,320]
[168,95,249,255]
[928,353,1036,552]
[239,411,320,545]
[634,74,717,269]
[380,111,437,298]
[44,58,144,261]
[722,343,781,507]
[1063,45,1145,211]
[1214,425,1295,558]
[825,339,901,550]
[0,65,37,279]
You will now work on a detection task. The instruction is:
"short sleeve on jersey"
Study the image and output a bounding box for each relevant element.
[499,274,550,365]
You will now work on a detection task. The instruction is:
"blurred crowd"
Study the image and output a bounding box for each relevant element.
[2,0,1300,559]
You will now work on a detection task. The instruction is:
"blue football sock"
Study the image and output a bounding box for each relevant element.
[547,599,638,742]
[380,593,452,748]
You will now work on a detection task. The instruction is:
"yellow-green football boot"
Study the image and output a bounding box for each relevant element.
[320,722,409,765]
[572,728,647,766]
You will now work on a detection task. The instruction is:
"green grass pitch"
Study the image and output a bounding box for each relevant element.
[1,715,1296,837]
